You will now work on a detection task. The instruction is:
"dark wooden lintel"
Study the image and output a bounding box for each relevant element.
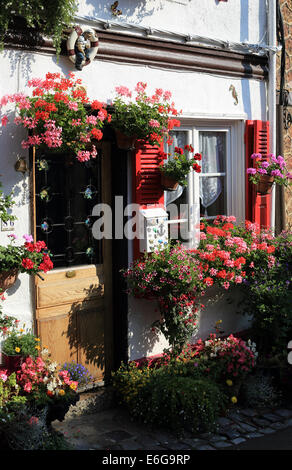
[4,27,268,80]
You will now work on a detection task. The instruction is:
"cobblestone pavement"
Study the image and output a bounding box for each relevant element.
[52,399,292,451]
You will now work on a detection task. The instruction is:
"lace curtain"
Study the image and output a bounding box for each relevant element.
[199,132,225,216]
[165,131,225,217]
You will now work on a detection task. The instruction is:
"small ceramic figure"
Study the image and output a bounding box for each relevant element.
[74,30,95,70]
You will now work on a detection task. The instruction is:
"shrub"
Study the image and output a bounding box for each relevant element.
[240,372,282,408]
[242,230,292,357]
[112,362,227,435]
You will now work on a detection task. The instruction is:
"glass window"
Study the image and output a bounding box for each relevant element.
[163,120,243,247]
[199,131,227,219]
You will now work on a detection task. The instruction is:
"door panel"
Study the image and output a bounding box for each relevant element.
[33,143,112,382]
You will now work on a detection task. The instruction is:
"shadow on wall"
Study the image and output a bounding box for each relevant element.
[66,284,105,374]
[192,285,253,342]
[128,297,168,361]
[79,0,169,24]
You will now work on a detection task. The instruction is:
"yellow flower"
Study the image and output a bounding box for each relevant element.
[35,345,41,351]
[226,379,233,387]
[19,329,24,333]
[58,389,65,396]
[15,347,21,353]
[34,337,41,342]
[231,396,237,404]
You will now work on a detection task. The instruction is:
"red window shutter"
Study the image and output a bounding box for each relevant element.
[132,141,164,258]
[133,141,164,208]
[245,120,271,229]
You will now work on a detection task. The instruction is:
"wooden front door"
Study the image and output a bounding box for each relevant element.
[32,143,112,382]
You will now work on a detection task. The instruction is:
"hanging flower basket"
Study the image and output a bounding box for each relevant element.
[161,174,179,191]
[0,269,19,292]
[115,129,137,150]
[256,175,274,195]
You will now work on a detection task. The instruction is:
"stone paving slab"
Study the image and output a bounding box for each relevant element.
[52,404,292,451]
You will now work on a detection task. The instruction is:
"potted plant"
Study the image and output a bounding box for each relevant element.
[16,350,79,425]
[110,82,181,149]
[2,328,41,373]
[159,146,202,190]
[247,153,292,195]
[0,234,53,292]
[0,72,111,163]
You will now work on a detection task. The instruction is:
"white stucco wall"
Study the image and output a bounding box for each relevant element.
[128,287,253,360]
[77,0,267,46]
[0,37,266,360]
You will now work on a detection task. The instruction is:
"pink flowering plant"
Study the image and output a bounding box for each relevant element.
[0,72,111,163]
[247,153,292,187]
[189,333,257,380]
[16,348,78,406]
[124,215,287,353]
[123,243,205,351]
[192,215,278,291]
[111,82,181,146]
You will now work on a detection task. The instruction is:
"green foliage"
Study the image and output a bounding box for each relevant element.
[243,231,292,358]
[112,362,227,435]
[0,180,16,225]
[0,371,20,408]
[2,329,40,357]
[0,0,78,58]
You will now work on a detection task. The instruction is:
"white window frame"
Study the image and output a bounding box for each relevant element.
[165,117,246,247]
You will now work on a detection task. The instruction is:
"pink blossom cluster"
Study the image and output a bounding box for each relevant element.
[191,333,257,377]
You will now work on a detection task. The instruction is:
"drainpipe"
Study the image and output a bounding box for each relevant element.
[268,0,277,233]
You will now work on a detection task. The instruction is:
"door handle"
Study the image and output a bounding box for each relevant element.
[66,270,76,278]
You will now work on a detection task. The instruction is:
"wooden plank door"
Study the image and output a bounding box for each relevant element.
[32,143,112,383]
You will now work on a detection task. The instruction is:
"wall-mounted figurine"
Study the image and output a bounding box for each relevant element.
[67,26,99,70]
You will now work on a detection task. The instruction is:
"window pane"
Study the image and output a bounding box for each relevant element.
[199,131,227,218]
[200,176,226,217]
[199,131,226,174]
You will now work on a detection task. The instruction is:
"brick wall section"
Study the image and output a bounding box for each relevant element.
[277,0,292,229]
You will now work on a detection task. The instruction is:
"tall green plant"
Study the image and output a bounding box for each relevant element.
[0,0,78,57]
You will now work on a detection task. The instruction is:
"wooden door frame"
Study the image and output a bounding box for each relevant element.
[30,143,114,383]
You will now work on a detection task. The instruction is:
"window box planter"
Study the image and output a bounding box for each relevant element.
[161,174,179,191]
[115,129,137,150]
[0,269,19,292]
[256,175,274,195]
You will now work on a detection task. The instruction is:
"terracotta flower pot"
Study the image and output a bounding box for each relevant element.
[0,269,19,292]
[256,174,274,195]
[161,174,179,191]
[115,129,137,150]
[2,353,26,373]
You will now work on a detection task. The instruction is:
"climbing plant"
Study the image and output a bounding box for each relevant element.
[0,0,78,57]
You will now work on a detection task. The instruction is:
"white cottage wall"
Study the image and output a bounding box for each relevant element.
[76,0,267,46]
[0,20,266,359]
